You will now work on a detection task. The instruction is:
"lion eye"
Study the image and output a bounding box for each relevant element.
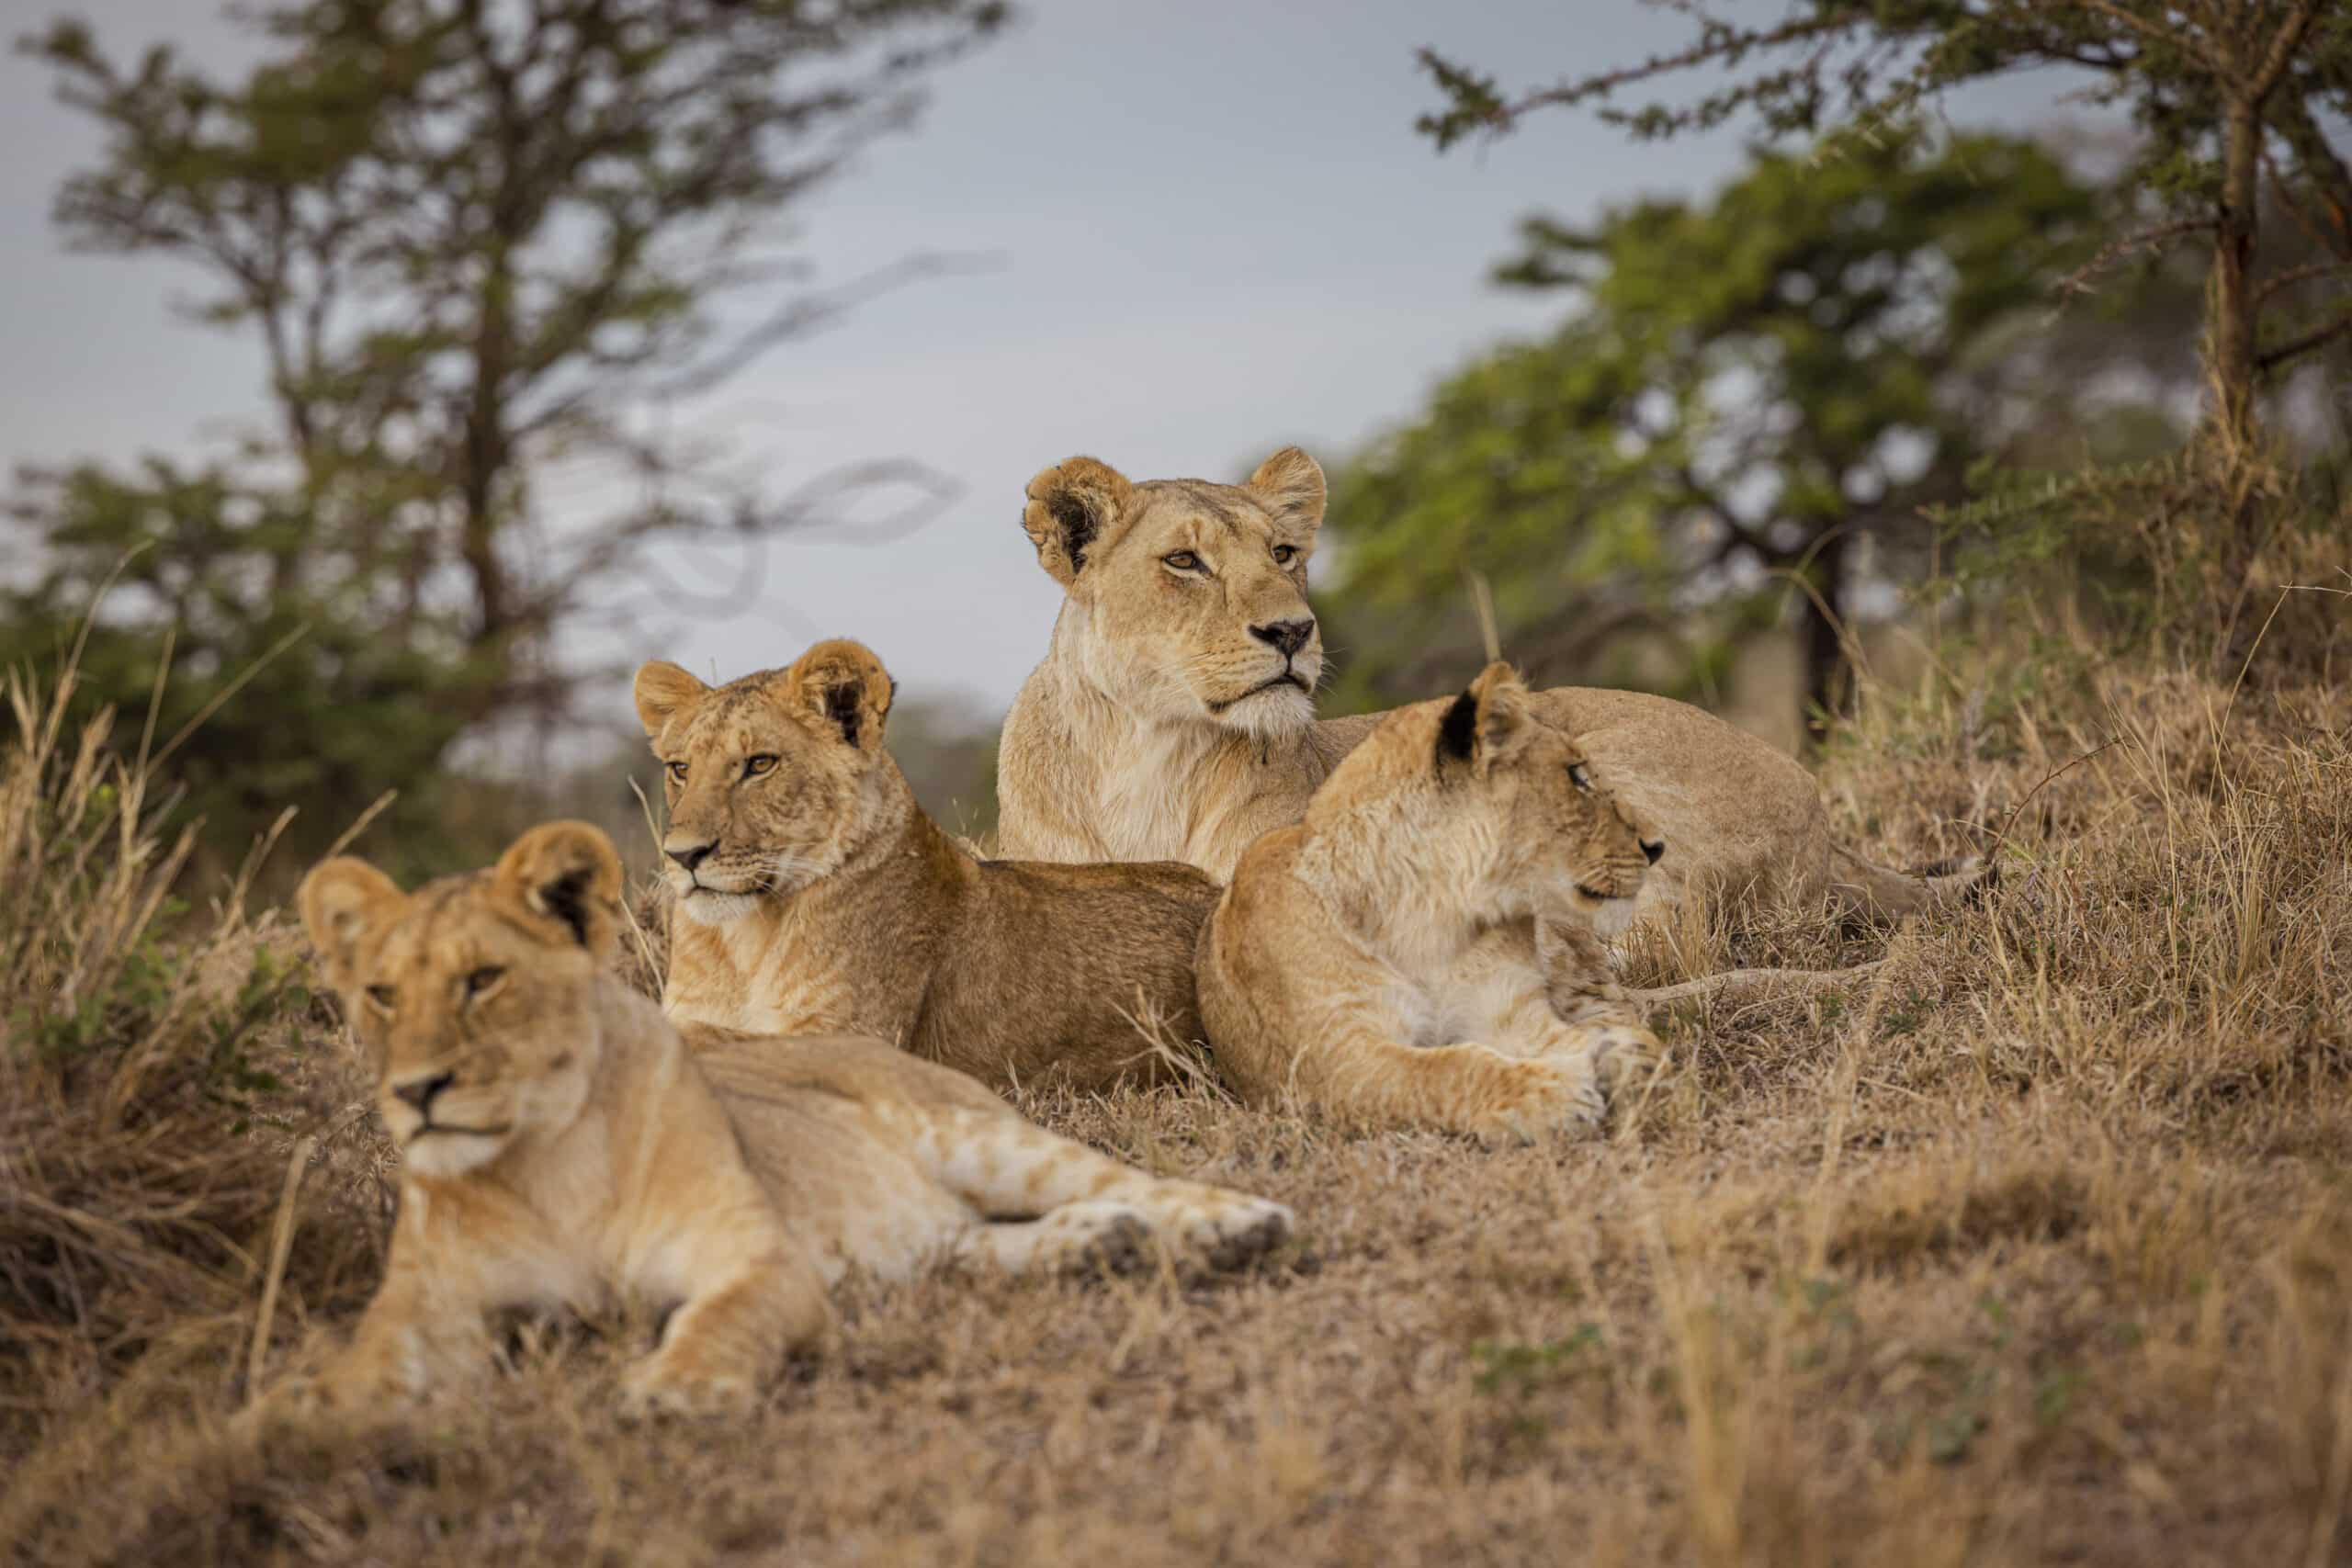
[665,760,688,783]
[1567,762,1594,794]
[365,984,396,1011]
[1162,550,1202,572]
[1271,544,1297,566]
[744,754,778,778]
[464,965,505,998]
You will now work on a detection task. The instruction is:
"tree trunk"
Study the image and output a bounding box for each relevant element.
[2213,94,2264,460]
[1798,530,1850,752]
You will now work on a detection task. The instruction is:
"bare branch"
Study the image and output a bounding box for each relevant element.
[2052,217,2217,299]
[2256,302,2352,370]
[2256,259,2352,304]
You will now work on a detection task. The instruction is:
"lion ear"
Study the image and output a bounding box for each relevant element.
[299,857,405,993]
[1245,446,1327,537]
[1021,457,1135,589]
[493,820,624,958]
[784,638,894,751]
[633,660,709,740]
[1436,661,1534,775]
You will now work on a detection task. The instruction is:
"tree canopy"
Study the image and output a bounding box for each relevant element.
[1326,134,2137,739]
[8,0,1005,871]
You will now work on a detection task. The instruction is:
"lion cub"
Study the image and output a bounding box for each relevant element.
[1196,663,1666,1143]
[633,640,1220,1091]
[289,821,1292,1419]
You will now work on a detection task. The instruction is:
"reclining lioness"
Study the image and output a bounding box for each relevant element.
[996,447,1984,920]
[634,639,1217,1091]
[1197,663,1664,1141]
[287,821,1293,1419]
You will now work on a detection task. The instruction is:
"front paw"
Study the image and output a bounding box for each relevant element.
[618,1357,760,1422]
[1481,1057,1606,1145]
[1589,1023,1662,1099]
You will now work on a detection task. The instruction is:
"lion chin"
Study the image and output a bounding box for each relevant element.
[1577,894,1638,942]
[1204,679,1317,739]
[401,1127,510,1179]
[673,886,762,928]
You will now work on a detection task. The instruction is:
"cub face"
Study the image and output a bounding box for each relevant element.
[632,640,897,929]
[297,822,626,1179]
[1323,662,1666,938]
[1020,448,1329,740]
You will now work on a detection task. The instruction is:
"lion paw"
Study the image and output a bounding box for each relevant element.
[1170,1194,1295,1272]
[1044,1202,1158,1278]
[1480,1056,1606,1145]
[618,1358,760,1422]
[1590,1023,1662,1099]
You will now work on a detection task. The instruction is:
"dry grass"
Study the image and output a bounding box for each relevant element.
[6,645,2352,1567]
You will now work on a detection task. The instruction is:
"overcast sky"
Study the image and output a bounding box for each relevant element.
[0,0,2078,727]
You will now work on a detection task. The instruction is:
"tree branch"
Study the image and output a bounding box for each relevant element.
[2256,303,2352,370]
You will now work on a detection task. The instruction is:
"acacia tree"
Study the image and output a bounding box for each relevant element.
[1418,0,2351,577]
[1326,135,2119,743]
[7,0,1004,867]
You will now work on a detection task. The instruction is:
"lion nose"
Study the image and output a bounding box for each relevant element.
[392,1071,455,1113]
[1250,618,1316,659]
[666,840,716,873]
[1642,838,1666,865]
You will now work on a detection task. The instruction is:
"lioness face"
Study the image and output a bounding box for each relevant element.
[1022,449,1329,739]
[633,641,898,928]
[298,823,625,1179]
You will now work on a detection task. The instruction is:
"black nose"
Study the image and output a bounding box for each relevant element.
[666,840,715,873]
[1250,618,1316,659]
[1642,839,1666,865]
[392,1071,454,1113]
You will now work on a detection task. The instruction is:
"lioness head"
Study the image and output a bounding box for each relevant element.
[1021,448,1328,739]
[1309,662,1666,939]
[633,639,899,927]
[298,822,626,1179]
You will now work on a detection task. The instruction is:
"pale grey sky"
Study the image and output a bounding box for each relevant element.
[0,1,2079,724]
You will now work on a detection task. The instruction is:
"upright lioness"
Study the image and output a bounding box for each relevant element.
[1198,663,1664,1142]
[996,447,1984,920]
[288,821,1292,1419]
[635,639,1217,1091]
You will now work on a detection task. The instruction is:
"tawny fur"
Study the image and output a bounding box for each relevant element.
[1196,664,1667,1143]
[996,447,1985,921]
[635,642,1218,1092]
[286,822,1292,1420]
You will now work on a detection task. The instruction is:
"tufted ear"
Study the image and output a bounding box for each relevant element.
[633,660,710,740]
[493,820,624,958]
[1245,446,1327,536]
[299,856,406,993]
[1021,457,1135,588]
[784,638,894,751]
[1435,661,1534,776]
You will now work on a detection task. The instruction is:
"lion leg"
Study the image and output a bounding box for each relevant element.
[1448,933,1662,1100]
[1826,844,1994,924]
[248,1210,495,1424]
[951,1203,1158,1277]
[620,1235,831,1420]
[1281,1022,1612,1145]
[904,1105,1293,1274]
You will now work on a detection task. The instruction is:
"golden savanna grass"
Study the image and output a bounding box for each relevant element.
[4,637,2350,1567]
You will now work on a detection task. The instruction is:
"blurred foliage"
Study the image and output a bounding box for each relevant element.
[1418,0,2352,604]
[1324,133,2188,739]
[6,0,1006,872]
